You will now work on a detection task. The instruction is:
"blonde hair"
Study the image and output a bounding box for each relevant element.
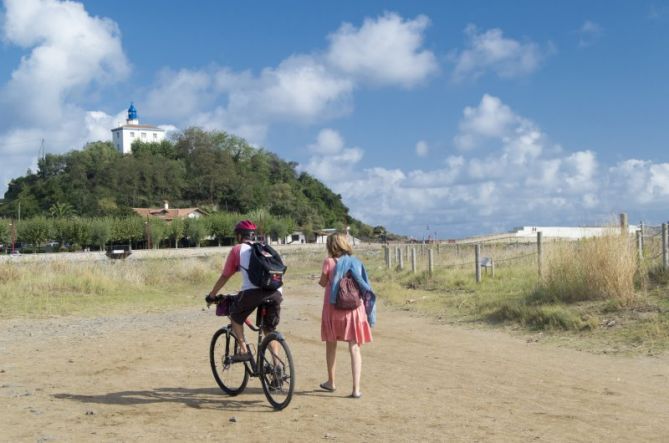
[326,232,352,258]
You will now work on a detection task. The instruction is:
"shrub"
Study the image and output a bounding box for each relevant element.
[539,233,638,306]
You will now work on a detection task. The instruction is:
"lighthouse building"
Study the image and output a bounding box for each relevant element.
[111,103,165,154]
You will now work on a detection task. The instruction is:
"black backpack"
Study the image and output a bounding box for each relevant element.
[242,242,287,290]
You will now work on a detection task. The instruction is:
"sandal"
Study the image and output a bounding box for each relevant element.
[319,382,336,392]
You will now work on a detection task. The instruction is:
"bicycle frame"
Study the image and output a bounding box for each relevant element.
[224,304,284,377]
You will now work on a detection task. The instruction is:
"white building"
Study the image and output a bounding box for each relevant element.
[111,103,165,154]
[512,225,638,239]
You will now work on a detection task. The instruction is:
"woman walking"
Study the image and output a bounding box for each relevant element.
[318,232,374,398]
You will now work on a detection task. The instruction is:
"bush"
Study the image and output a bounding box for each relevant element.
[539,233,638,306]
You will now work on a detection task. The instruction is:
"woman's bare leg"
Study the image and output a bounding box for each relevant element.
[325,341,337,389]
[349,342,361,396]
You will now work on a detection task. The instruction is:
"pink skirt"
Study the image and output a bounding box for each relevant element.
[321,294,372,345]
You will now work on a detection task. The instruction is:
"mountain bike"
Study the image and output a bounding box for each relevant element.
[207,295,295,410]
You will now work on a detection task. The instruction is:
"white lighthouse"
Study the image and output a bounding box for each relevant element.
[111,103,165,154]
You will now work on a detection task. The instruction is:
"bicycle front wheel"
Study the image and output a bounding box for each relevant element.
[210,327,249,395]
[259,332,295,410]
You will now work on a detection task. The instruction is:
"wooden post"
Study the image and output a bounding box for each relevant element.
[640,221,645,251]
[490,258,495,278]
[537,232,543,278]
[395,247,401,268]
[399,247,404,270]
[411,248,417,273]
[636,230,643,262]
[619,213,628,235]
[428,249,434,276]
[405,245,409,259]
[475,244,481,283]
[384,246,390,268]
[663,223,668,271]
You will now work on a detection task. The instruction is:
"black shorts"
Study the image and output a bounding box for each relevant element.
[229,288,282,330]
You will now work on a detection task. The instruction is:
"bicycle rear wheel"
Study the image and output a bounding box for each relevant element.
[259,332,295,410]
[210,327,249,395]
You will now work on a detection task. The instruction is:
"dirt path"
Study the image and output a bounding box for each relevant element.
[1,282,668,442]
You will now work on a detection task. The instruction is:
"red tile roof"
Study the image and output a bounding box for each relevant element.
[132,207,206,221]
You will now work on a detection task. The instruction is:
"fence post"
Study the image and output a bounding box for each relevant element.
[475,244,481,283]
[384,246,390,269]
[490,258,495,278]
[663,223,668,271]
[411,248,417,273]
[399,247,404,270]
[428,249,434,276]
[636,230,643,262]
[537,232,543,278]
[640,221,645,251]
[619,213,628,235]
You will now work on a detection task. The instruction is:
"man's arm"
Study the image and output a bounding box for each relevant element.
[209,273,231,297]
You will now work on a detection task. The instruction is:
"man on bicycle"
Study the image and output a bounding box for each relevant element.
[207,220,283,362]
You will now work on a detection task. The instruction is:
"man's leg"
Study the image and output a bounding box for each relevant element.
[231,319,248,354]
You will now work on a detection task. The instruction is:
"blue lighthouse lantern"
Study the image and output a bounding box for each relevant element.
[128,102,138,122]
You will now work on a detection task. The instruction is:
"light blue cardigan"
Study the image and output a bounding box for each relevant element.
[330,255,377,327]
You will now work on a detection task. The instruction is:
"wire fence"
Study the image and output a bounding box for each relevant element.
[381,223,669,283]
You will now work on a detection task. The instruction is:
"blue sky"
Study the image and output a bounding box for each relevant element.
[1,0,668,238]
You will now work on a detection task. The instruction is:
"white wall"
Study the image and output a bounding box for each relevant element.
[113,127,165,154]
[514,225,639,239]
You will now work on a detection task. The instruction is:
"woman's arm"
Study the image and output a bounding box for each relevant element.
[318,271,328,287]
[318,257,332,287]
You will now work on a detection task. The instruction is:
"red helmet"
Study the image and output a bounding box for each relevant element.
[234,219,257,233]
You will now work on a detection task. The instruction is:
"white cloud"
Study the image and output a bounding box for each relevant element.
[451,24,547,82]
[1,0,129,126]
[454,94,517,149]
[301,129,363,182]
[415,140,429,157]
[0,0,129,191]
[300,95,669,237]
[309,129,345,155]
[326,12,438,87]
[142,12,436,143]
[577,20,603,47]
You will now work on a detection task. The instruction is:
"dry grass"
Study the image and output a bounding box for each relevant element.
[538,233,638,306]
[1,243,668,354]
[0,257,222,317]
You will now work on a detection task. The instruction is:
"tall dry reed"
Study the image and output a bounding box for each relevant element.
[539,232,638,305]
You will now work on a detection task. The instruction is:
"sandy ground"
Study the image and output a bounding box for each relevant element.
[1,281,669,442]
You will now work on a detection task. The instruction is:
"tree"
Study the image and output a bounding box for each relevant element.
[147,218,168,249]
[168,218,185,248]
[49,202,75,218]
[69,217,91,250]
[90,218,111,251]
[207,212,237,246]
[0,219,10,250]
[17,217,50,253]
[184,218,207,247]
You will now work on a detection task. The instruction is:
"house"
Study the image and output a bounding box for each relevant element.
[284,231,307,244]
[314,228,337,244]
[132,201,206,222]
[111,103,165,155]
[314,228,361,245]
